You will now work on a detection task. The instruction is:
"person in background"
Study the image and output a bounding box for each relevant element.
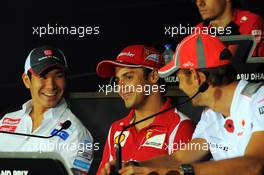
[195,0,264,56]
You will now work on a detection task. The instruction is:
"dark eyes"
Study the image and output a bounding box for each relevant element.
[125,74,133,80]
[40,72,64,79]
[114,73,133,84]
[114,77,120,84]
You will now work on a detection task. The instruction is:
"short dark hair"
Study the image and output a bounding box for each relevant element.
[26,67,67,81]
[198,64,237,86]
[143,68,168,95]
[27,71,32,80]
[181,64,237,86]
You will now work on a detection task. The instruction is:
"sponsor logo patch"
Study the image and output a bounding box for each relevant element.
[240,119,246,128]
[252,30,262,36]
[44,49,53,56]
[114,131,129,147]
[240,16,248,22]
[182,61,194,68]
[259,106,264,115]
[142,134,166,149]
[73,159,90,171]
[209,142,229,152]
[146,131,152,139]
[237,131,244,136]
[77,150,93,161]
[145,54,159,63]
[50,129,69,140]
[77,140,93,161]
[118,52,135,58]
[2,118,21,125]
[257,98,264,104]
[0,125,17,132]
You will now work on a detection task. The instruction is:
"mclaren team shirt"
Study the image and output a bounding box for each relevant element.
[193,80,264,160]
[0,99,93,173]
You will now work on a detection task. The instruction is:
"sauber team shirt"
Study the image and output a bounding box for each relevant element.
[0,99,93,173]
[97,98,194,175]
[193,80,264,160]
[196,9,264,56]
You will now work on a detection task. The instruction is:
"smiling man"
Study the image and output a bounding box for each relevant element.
[96,45,195,175]
[0,46,93,175]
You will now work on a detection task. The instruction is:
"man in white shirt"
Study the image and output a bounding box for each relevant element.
[104,34,264,175]
[0,46,93,175]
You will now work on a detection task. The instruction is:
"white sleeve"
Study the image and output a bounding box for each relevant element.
[251,86,264,132]
[63,125,94,173]
[192,108,213,140]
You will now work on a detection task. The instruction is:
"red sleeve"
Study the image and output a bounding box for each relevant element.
[252,17,264,57]
[96,127,113,175]
[173,119,195,149]
[236,10,264,56]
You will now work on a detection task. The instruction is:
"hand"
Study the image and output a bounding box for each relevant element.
[118,165,159,175]
[118,164,180,175]
[100,160,116,175]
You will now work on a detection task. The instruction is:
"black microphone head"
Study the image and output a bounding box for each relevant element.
[199,82,209,93]
[61,120,71,130]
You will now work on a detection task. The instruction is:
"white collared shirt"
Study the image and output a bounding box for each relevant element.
[0,99,93,172]
[192,80,264,160]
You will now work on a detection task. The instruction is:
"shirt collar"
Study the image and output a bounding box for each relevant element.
[150,98,173,127]
[127,98,173,128]
[21,98,67,121]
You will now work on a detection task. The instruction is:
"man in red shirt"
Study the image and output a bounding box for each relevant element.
[195,0,264,56]
[96,45,194,175]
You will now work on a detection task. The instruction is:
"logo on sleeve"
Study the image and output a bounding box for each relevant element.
[259,106,264,115]
[77,140,93,161]
[2,118,21,125]
[50,129,69,140]
[0,125,17,132]
[73,159,90,171]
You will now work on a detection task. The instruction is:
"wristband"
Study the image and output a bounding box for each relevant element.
[178,164,195,175]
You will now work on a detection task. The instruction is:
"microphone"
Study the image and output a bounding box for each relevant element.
[113,82,209,174]
[0,120,72,139]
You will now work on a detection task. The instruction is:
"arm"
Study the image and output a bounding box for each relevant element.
[119,130,264,175]
[249,14,264,56]
[144,139,209,166]
[118,138,209,174]
[170,119,195,153]
[192,131,264,175]
[67,127,94,175]
[97,128,113,175]
[150,138,209,167]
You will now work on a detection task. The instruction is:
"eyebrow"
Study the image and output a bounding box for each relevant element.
[115,71,134,80]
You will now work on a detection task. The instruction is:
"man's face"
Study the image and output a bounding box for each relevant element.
[196,0,227,21]
[24,68,65,111]
[115,67,149,109]
[176,70,201,106]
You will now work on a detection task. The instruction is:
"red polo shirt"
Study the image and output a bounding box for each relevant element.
[196,9,264,56]
[96,98,194,175]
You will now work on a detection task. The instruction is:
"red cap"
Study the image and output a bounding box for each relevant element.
[96,45,163,78]
[159,34,232,78]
